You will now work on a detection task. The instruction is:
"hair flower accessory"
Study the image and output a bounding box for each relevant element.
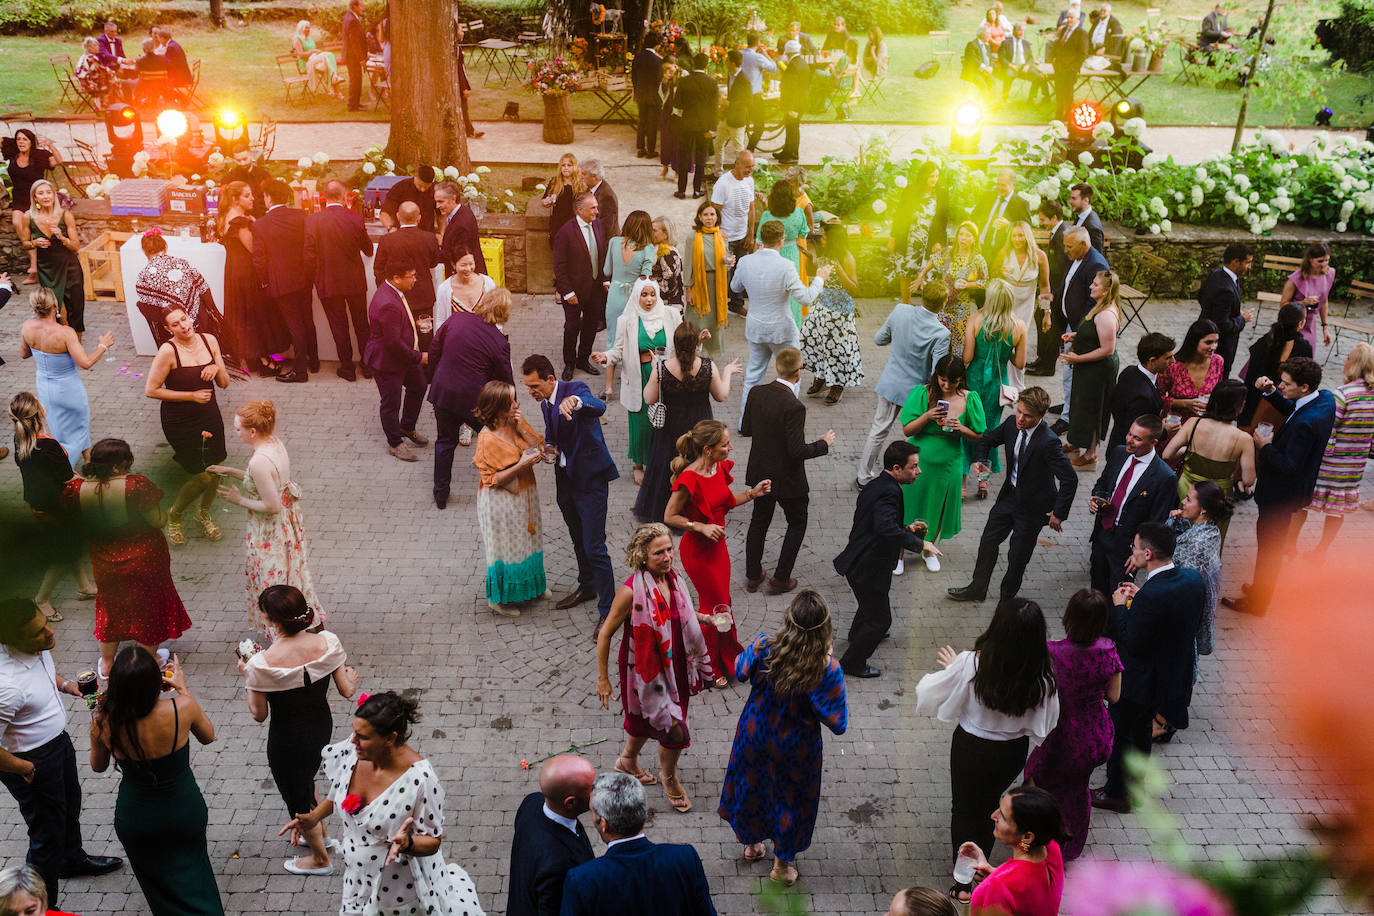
[341,794,363,815]
[356,692,370,708]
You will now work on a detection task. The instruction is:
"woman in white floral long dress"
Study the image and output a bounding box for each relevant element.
[800,223,864,405]
[284,693,485,916]
[210,399,324,631]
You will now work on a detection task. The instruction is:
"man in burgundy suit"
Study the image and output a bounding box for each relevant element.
[251,178,317,383]
[304,179,374,381]
[363,265,429,462]
[436,181,486,277]
[374,201,442,348]
[551,192,608,381]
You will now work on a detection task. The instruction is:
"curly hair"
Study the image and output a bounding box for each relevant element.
[766,179,796,219]
[624,522,672,570]
[762,590,833,696]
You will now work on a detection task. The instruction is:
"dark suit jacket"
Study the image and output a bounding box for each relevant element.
[1061,245,1110,328]
[440,203,487,276]
[975,418,1078,520]
[1199,10,1229,47]
[1106,365,1166,454]
[427,310,512,414]
[0,284,12,310]
[1089,446,1177,559]
[961,39,994,82]
[1110,565,1206,726]
[676,70,719,133]
[833,472,924,580]
[740,379,828,497]
[559,836,716,916]
[457,44,472,93]
[552,217,609,312]
[776,33,816,55]
[592,181,619,239]
[303,204,372,298]
[362,281,422,374]
[972,191,1031,261]
[507,792,594,916]
[1197,267,1244,367]
[342,9,366,64]
[97,34,125,67]
[382,177,438,233]
[631,48,664,105]
[1073,207,1105,253]
[539,380,619,486]
[1087,13,1124,48]
[374,227,441,315]
[779,57,811,114]
[998,36,1036,69]
[1045,221,1068,301]
[224,164,271,217]
[251,205,309,297]
[163,41,191,86]
[723,72,751,127]
[1050,27,1089,76]
[1254,388,1337,509]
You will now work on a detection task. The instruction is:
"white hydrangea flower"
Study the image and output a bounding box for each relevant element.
[535,183,546,192]
[1203,178,1216,191]
[1024,193,1042,210]
[1148,223,1160,235]
[366,144,383,156]
[1058,166,1075,182]
[362,162,376,175]
[85,182,104,198]
[1141,152,1164,169]
[1340,199,1355,217]
[1048,120,1069,140]
[1077,151,1093,166]
[1248,191,1259,203]
[1256,203,1271,214]
[1234,173,1250,190]
[476,165,491,174]
[894,175,909,189]
[1122,117,1146,138]
[1340,177,1354,193]
[443,166,461,180]
[1194,167,1208,182]
[1274,196,1291,212]
[1336,221,1348,232]
[871,199,887,214]
[463,186,480,199]
[505,202,516,211]
[133,150,151,164]
[504,188,514,196]
[1234,199,1249,215]
[1331,162,1347,179]
[1270,164,1284,177]
[1092,121,1115,141]
[1258,129,1286,154]
[465,173,481,184]
[382,158,394,171]
[132,161,147,177]
[313,152,329,165]
[1149,197,1167,216]
[1191,186,1205,206]
[297,157,313,170]
[1160,219,1172,232]
[1174,191,1184,202]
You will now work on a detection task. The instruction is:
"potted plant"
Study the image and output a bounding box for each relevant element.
[1133,25,1170,71]
[527,56,580,144]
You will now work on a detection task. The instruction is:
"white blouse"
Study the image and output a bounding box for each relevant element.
[915,650,1060,745]
[245,630,346,693]
[434,273,496,327]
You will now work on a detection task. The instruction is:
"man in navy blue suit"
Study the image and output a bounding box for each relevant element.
[1093,522,1206,813]
[1087,415,1177,597]
[363,266,429,462]
[521,354,618,639]
[1051,226,1109,433]
[507,755,596,916]
[559,772,717,916]
[1222,357,1336,616]
[303,179,374,381]
[1196,242,1254,377]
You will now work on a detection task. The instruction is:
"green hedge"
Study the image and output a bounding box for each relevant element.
[670,0,943,46]
[1320,0,1374,73]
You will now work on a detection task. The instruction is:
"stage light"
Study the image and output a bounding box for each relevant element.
[156,108,189,140]
[1315,107,1333,127]
[213,107,247,149]
[951,101,984,155]
[1068,100,1102,135]
[1111,97,1144,125]
[104,103,144,178]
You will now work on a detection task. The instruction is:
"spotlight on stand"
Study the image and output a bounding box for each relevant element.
[213,107,247,149]
[951,101,984,156]
[1315,107,1333,127]
[1110,97,1144,127]
[1062,99,1102,165]
[156,108,189,141]
[104,103,143,178]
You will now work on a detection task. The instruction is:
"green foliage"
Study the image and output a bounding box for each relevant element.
[670,0,942,46]
[1324,0,1374,72]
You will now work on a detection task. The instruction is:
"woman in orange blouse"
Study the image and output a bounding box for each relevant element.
[472,380,547,618]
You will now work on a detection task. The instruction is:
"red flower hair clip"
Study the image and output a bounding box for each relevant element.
[356,692,370,708]
[143,227,164,239]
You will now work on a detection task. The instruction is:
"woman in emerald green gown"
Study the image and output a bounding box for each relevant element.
[962,278,1028,497]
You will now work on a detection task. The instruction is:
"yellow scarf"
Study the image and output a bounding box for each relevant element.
[690,228,728,328]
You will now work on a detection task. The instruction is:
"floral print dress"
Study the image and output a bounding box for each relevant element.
[243,452,323,630]
[800,269,864,388]
[932,249,987,352]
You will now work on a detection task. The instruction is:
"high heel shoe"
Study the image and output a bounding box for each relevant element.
[166,515,185,546]
[193,509,222,541]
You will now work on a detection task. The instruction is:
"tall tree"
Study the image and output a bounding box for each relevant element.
[388,0,471,173]
[1230,0,1277,153]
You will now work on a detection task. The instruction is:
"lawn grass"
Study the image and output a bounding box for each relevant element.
[0,0,1369,128]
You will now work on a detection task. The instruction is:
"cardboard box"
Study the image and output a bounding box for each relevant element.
[109,178,171,217]
[168,186,206,214]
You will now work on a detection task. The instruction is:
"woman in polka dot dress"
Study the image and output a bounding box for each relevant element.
[281,692,485,916]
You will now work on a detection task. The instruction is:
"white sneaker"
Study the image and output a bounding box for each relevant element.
[893,557,905,576]
[924,554,941,573]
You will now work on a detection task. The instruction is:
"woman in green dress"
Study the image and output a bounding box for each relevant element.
[962,278,1028,497]
[594,278,683,483]
[18,180,86,336]
[602,210,657,394]
[291,20,343,97]
[1063,270,1121,471]
[899,353,986,572]
[90,648,223,916]
[915,220,987,353]
[755,179,811,328]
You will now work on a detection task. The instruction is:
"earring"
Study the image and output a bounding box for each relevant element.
[1016,837,1032,853]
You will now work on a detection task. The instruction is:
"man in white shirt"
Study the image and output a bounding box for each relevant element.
[0,599,123,908]
[729,220,830,425]
[1087,415,1176,597]
[710,150,760,316]
[738,31,778,152]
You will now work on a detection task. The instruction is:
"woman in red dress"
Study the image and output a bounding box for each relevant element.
[664,420,771,684]
[60,439,192,679]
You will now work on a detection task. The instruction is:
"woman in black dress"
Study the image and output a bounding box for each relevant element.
[241,585,358,875]
[538,153,585,248]
[218,180,286,376]
[144,306,229,546]
[3,129,60,285]
[10,391,97,622]
[633,321,741,522]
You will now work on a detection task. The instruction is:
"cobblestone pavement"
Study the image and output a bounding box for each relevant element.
[1,281,1367,914]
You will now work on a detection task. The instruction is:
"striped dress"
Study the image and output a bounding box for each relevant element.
[1307,380,1374,514]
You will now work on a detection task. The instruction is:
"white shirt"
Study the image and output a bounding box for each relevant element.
[1074,205,1094,227]
[1293,390,1320,413]
[915,650,1059,744]
[0,645,67,753]
[1137,363,1157,387]
[1011,38,1024,65]
[267,203,285,213]
[1009,422,1039,487]
[606,833,647,849]
[981,194,1012,243]
[710,171,755,242]
[1110,451,1147,498]
[729,247,824,345]
[542,803,582,836]
[777,376,801,398]
[1091,17,1109,46]
[1145,561,1176,580]
[1222,265,1238,286]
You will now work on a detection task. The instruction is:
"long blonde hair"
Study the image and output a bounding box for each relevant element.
[762,590,834,696]
[980,278,1017,343]
[550,153,586,197]
[1345,342,1374,386]
[26,179,63,230]
[8,392,49,462]
[1085,269,1120,321]
[1006,219,1041,264]
[670,419,726,480]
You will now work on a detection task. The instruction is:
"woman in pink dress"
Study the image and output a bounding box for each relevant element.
[1160,319,1224,421]
[664,420,771,685]
[1280,241,1335,353]
[961,786,1066,916]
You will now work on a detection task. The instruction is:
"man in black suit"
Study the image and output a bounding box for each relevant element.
[742,347,835,594]
[775,21,816,56]
[1092,523,1206,813]
[999,23,1046,101]
[373,201,441,348]
[972,168,1031,265]
[715,51,751,174]
[1087,415,1177,597]
[224,145,271,217]
[252,178,317,383]
[777,40,810,165]
[506,754,596,916]
[1052,225,1109,433]
[580,159,619,238]
[1086,2,1124,54]
[1223,357,1336,616]
[1196,242,1254,377]
[454,21,483,138]
[154,28,191,89]
[950,387,1077,601]
[362,265,429,462]
[342,0,367,111]
[632,30,664,158]
[435,180,486,276]
[1067,183,1105,252]
[833,440,933,678]
[380,164,438,232]
[551,193,608,381]
[1199,2,1235,51]
[1028,199,1068,376]
[674,53,718,199]
[961,25,997,97]
[1105,333,1174,453]
[1049,11,1089,120]
[303,179,373,381]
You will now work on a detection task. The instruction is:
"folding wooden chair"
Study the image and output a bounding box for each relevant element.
[1327,279,1374,362]
[275,53,311,104]
[61,138,105,196]
[179,59,207,111]
[49,55,78,108]
[255,116,277,160]
[1254,253,1301,327]
[929,30,956,72]
[856,57,888,105]
[1173,39,1204,85]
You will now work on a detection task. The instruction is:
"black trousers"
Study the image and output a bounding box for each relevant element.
[746,93,766,150]
[780,112,801,160]
[676,130,711,193]
[433,404,480,501]
[270,288,317,374]
[0,732,85,908]
[373,363,426,447]
[1249,502,1295,612]
[727,239,750,312]
[1089,535,1129,598]
[1216,331,1241,382]
[346,59,363,108]
[839,572,891,672]
[561,293,604,368]
[637,101,662,153]
[320,293,369,369]
[969,497,1045,598]
[1103,697,1153,798]
[555,470,615,616]
[1034,298,1065,368]
[460,87,476,135]
[950,725,1030,863]
[744,494,808,581]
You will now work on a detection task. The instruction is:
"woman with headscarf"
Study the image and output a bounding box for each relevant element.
[134,229,223,348]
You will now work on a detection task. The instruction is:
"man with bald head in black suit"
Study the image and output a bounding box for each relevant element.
[507,755,597,916]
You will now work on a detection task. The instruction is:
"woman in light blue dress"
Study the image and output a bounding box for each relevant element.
[755,179,812,328]
[601,210,656,394]
[20,287,113,470]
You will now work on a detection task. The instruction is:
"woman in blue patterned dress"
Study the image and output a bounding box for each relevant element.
[718,590,848,887]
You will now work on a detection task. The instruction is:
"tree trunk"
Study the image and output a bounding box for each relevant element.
[388,0,471,173]
[1231,0,1277,154]
[208,0,225,27]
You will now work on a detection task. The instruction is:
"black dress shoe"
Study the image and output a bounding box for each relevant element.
[275,371,308,384]
[555,584,597,610]
[1221,595,1267,616]
[1050,403,1065,415]
[359,365,373,379]
[336,366,357,381]
[60,853,123,878]
[308,357,321,373]
[1026,364,1054,377]
[1051,418,1070,436]
[575,359,600,375]
[467,130,485,138]
[434,492,448,509]
[842,665,881,679]
[673,190,687,199]
[1090,787,1132,813]
[561,364,575,381]
[692,191,705,199]
[946,585,987,602]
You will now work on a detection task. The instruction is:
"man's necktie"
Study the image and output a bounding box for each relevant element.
[1101,456,1140,531]
[1011,428,1029,485]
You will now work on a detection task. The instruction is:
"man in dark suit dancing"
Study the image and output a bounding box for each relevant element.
[1052,225,1109,434]
[674,53,718,200]
[834,440,933,679]
[1105,333,1174,453]
[631,30,664,158]
[1222,357,1336,616]
[507,754,596,916]
[950,387,1077,601]
[1092,522,1206,813]
[561,773,717,916]
[1028,199,1068,376]
[522,354,618,639]
[1087,415,1177,597]
[342,0,367,110]
[303,179,373,381]
[363,265,429,462]
[252,178,317,383]
[776,40,810,165]
[552,193,608,381]
[741,347,835,594]
[1196,242,1254,377]
[373,201,442,347]
[435,180,487,276]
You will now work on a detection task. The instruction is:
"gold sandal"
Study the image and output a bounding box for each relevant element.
[662,773,692,813]
[166,515,185,546]
[193,509,222,541]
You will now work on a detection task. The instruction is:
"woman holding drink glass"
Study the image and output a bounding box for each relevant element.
[1279,241,1335,352]
[957,786,1066,916]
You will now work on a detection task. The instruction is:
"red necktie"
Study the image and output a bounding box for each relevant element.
[1101,456,1138,531]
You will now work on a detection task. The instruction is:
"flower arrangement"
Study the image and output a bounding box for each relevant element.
[659,20,685,47]
[527,56,580,95]
[1129,24,1170,55]
[567,36,590,63]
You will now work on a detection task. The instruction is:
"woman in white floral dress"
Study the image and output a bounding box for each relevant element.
[210,399,324,631]
[800,222,864,405]
[284,693,485,916]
